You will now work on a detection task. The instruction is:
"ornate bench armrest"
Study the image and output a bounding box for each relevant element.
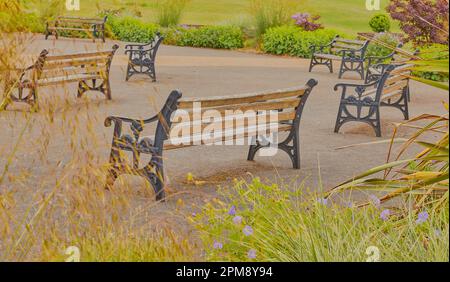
[105,114,160,140]
[334,80,378,94]
[310,41,334,53]
[338,48,364,59]
[367,53,395,67]
[125,32,162,50]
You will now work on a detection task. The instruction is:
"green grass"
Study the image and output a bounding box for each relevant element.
[193,178,449,262]
[60,0,398,35]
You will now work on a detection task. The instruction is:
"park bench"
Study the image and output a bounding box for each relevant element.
[104,79,318,201]
[45,16,108,42]
[334,64,411,137]
[0,45,119,111]
[125,33,164,82]
[309,35,370,79]
[365,45,419,83]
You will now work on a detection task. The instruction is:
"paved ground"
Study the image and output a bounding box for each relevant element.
[0,35,448,227]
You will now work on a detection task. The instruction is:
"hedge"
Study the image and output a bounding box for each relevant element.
[262,26,339,58]
[107,17,159,43]
[176,25,244,49]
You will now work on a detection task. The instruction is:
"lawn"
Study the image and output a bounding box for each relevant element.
[67,0,398,35]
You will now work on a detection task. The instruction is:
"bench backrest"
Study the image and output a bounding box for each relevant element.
[53,16,108,26]
[30,45,119,85]
[364,64,411,103]
[331,36,369,56]
[392,48,420,64]
[161,79,318,150]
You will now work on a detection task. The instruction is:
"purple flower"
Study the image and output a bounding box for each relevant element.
[213,241,223,250]
[380,209,391,221]
[247,249,257,259]
[233,216,243,225]
[416,211,429,225]
[191,212,197,217]
[228,206,236,216]
[317,198,328,206]
[369,195,381,208]
[243,225,253,236]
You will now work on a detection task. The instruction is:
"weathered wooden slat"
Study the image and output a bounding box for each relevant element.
[333,43,362,50]
[46,51,112,61]
[44,58,109,70]
[381,90,403,102]
[47,27,96,31]
[335,38,366,45]
[176,99,301,120]
[362,80,408,98]
[35,74,102,86]
[41,66,105,79]
[177,86,307,109]
[171,111,296,137]
[164,123,293,150]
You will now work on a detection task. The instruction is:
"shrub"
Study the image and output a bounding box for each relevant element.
[414,44,449,82]
[107,17,159,43]
[178,25,244,49]
[292,12,323,31]
[250,0,298,38]
[262,25,338,58]
[369,14,391,33]
[366,33,401,58]
[156,0,190,27]
[160,26,186,45]
[387,0,449,45]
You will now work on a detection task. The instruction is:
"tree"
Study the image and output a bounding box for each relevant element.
[387,0,449,45]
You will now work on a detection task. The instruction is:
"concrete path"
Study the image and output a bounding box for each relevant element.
[0,35,448,226]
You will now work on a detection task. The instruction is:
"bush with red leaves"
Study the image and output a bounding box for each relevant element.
[387,0,449,45]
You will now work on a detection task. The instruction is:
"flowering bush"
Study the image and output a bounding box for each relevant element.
[291,13,323,31]
[387,0,449,45]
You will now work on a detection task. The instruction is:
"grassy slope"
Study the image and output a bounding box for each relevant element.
[68,0,397,35]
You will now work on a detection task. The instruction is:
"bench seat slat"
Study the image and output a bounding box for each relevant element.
[313,53,341,60]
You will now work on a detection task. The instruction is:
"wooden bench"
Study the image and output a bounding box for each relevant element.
[334,64,411,137]
[125,33,164,82]
[45,16,108,42]
[309,35,370,79]
[104,79,318,201]
[0,45,119,111]
[365,46,420,83]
